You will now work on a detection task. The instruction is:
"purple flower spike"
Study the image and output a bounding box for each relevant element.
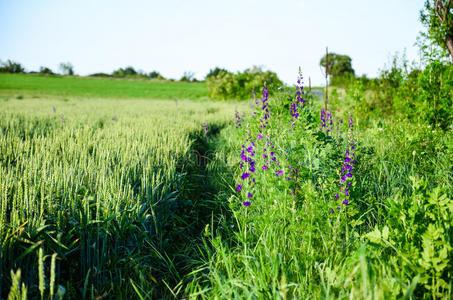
[237,184,242,191]
[241,173,250,180]
[243,201,251,207]
[343,199,349,205]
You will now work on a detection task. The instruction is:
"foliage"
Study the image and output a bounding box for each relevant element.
[320,52,355,85]
[58,62,74,76]
[148,70,164,80]
[206,66,283,100]
[39,66,54,75]
[205,67,228,79]
[112,66,137,77]
[180,71,195,82]
[0,60,25,73]
[420,0,453,60]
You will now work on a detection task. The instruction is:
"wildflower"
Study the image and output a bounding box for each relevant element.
[276,170,283,176]
[257,134,262,140]
[235,110,243,128]
[241,173,250,180]
[248,192,253,198]
[262,165,268,171]
[285,177,291,181]
[243,201,251,206]
[412,150,416,156]
[237,185,242,191]
[202,122,209,140]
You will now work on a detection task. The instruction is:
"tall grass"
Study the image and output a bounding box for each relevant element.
[0,96,241,298]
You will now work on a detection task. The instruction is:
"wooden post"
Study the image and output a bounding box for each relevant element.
[325,47,328,111]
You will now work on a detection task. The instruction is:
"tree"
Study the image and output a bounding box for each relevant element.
[148,70,164,79]
[420,0,453,61]
[319,53,355,83]
[180,71,195,82]
[112,66,137,77]
[0,60,25,73]
[39,66,54,75]
[205,67,229,79]
[59,62,74,75]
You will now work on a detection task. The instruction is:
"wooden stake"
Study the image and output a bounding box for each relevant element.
[325,47,328,111]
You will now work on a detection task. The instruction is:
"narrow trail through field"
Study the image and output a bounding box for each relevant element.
[153,122,234,298]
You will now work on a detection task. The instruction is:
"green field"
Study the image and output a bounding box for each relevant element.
[0,73,209,100]
[1,75,452,299]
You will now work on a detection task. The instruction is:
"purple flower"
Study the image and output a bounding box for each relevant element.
[237,185,242,191]
[342,199,349,205]
[330,208,335,214]
[249,166,256,173]
[243,201,251,206]
[248,192,253,198]
[276,170,284,176]
[270,152,275,156]
[257,134,262,140]
[241,173,250,180]
[246,146,253,153]
[345,189,349,196]
[262,165,268,170]
[285,177,291,181]
[335,193,339,200]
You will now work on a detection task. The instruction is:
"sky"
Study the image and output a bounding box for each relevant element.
[0,0,426,85]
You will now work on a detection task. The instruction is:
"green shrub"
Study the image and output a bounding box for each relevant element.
[206,66,283,100]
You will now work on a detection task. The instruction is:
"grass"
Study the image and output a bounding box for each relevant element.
[1,79,452,299]
[0,95,245,298]
[0,73,209,100]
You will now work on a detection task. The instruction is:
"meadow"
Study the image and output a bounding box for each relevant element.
[0,74,452,299]
[0,74,209,100]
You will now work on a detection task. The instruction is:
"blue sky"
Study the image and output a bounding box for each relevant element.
[0,0,425,85]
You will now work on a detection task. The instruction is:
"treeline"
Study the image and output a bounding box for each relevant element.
[0,59,285,100]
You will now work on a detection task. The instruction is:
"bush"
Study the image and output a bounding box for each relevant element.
[0,60,25,73]
[206,66,283,100]
[39,66,54,75]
